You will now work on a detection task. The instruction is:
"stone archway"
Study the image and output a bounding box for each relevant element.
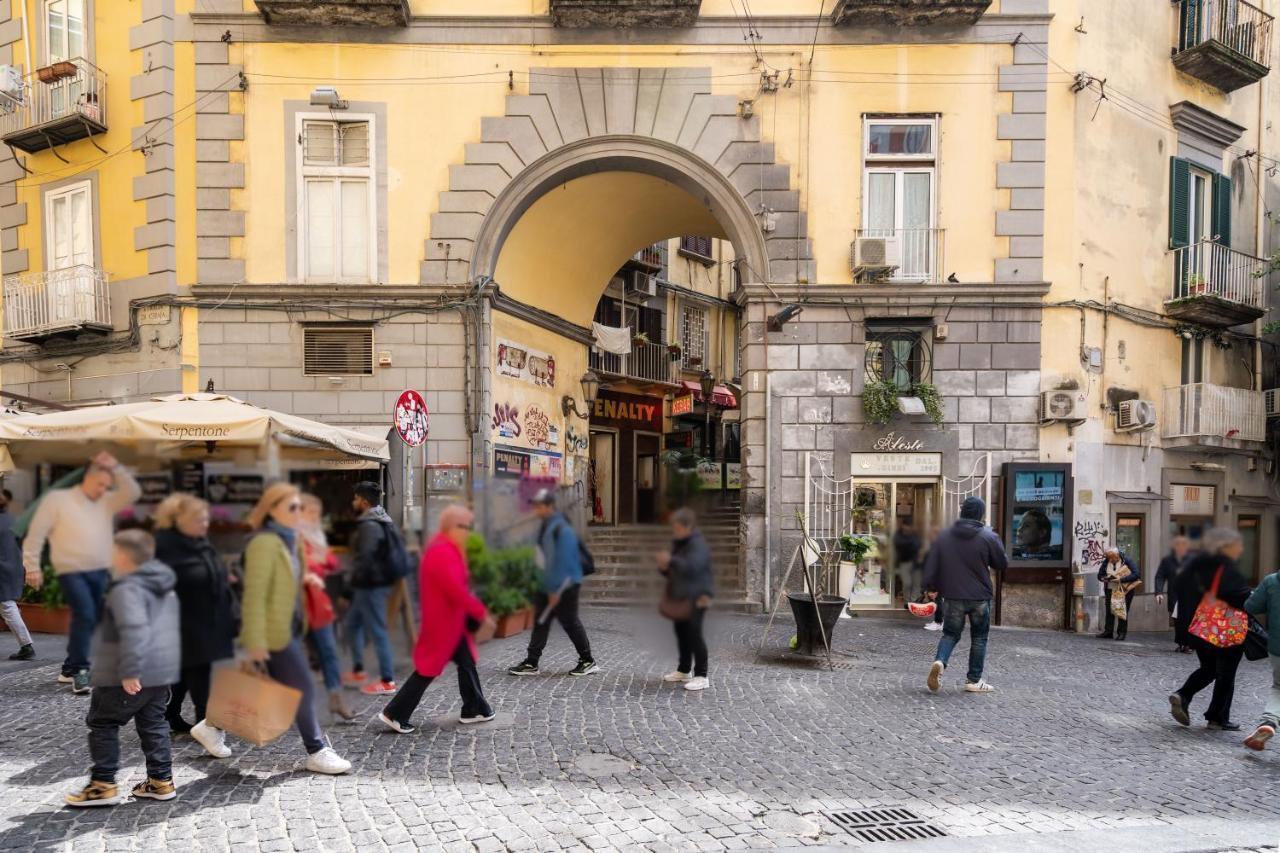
[421,67,813,290]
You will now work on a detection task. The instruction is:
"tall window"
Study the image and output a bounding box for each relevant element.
[298,118,375,283]
[680,303,707,370]
[679,236,714,263]
[1169,156,1231,249]
[45,0,85,62]
[44,180,93,271]
[863,117,937,280]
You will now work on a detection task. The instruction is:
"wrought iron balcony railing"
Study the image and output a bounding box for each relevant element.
[1167,239,1268,327]
[589,340,678,386]
[1174,0,1273,92]
[851,228,945,283]
[1163,382,1266,445]
[0,58,107,154]
[3,265,111,341]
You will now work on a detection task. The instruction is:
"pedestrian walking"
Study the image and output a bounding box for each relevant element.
[343,481,399,696]
[239,483,351,775]
[1169,527,1251,731]
[920,528,944,632]
[1244,567,1280,751]
[924,496,1008,694]
[893,520,922,604]
[65,530,180,807]
[1095,547,1141,641]
[152,493,238,752]
[0,489,34,661]
[22,451,141,694]
[298,494,354,722]
[1155,536,1193,653]
[508,489,598,677]
[378,505,495,733]
[657,508,714,691]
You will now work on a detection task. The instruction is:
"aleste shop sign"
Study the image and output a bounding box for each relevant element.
[591,390,663,431]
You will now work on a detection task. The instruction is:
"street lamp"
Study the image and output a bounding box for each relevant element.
[699,369,716,458]
[562,370,602,420]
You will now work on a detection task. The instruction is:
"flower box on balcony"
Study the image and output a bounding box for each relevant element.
[550,0,702,28]
[35,62,78,84]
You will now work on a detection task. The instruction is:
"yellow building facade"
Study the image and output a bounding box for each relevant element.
[0,0,1274,624]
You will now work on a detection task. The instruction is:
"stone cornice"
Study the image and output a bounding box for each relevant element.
[1170,100,1247,148]
[736,281,1051,306]
[488,287,594,345]
[181,12,1048,45]
[188,283,470,302]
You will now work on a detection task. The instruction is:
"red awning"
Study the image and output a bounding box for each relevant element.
[681,380,738,409]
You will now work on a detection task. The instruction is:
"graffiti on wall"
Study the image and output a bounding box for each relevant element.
[492,402,521,439]
[1074,518,1109,568]
[524,405,553,450]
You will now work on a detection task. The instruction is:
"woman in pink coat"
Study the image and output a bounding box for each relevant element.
[378,505,495,733]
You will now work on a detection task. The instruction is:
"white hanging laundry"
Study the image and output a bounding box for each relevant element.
[592,322,633,355]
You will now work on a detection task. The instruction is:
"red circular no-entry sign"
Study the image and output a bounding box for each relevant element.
[393,389,429,447]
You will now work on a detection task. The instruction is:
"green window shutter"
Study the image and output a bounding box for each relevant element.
[1179,0,1201,51]
[1169,157,1192,249]
[1212,172,1232,247]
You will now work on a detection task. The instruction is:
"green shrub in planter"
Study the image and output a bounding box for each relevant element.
[19,565,66,609]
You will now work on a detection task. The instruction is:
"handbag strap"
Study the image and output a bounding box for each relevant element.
[1209,564,1224,598]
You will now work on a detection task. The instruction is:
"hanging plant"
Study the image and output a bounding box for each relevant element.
[861,378,900,426]
[667,343,682,361]
[911,382,945,424]
[632,331,650,347]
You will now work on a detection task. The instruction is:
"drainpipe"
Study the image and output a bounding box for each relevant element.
[763,370,772,614]
[18,0,31,77]
[1254,70,1267,395]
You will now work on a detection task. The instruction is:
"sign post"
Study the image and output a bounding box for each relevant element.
[391,389,429,651]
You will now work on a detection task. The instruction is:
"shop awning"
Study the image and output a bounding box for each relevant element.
[680,380,738,409]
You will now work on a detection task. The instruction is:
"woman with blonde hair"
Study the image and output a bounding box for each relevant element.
[152,493,237,752]
[239,482,351,774]
[298,493,354,721]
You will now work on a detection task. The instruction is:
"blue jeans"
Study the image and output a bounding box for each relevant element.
[60,569,110,675]
[934,598,991,684]
[310,623,342,692]
[347,586,394,682]
[265,640,327,755]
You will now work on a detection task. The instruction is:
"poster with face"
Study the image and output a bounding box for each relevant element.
[1010,470,1066,561]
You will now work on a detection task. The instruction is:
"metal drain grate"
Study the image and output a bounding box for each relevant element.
[827,808,947,843]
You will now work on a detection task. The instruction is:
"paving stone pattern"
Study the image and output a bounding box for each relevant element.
[2,614,1280,852]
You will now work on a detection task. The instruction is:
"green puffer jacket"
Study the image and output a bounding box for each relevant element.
[238,530,306,653]
[1245,573,1280,658]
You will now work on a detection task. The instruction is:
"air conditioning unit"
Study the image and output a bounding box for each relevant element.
[852,236,901,272]
[1116,399,1157,433]
[1040,389,1085,423]
[1266,388,1280,418]
[626,270,657,298]
[0,65,22,108]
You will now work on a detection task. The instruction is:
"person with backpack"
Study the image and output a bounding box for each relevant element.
[508,489,598,677]
[343,481,406,697]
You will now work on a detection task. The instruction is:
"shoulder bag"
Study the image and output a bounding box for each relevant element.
[1188,565,1249,649]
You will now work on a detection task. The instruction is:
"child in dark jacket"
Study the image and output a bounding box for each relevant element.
[66,530,181,808]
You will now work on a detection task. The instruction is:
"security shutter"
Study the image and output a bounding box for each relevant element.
[1212,172,1232,247]
[303,325,374,376]
[1169,157,1191,249]
[680,236,714,261]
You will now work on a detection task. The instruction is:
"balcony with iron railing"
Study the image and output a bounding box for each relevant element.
[1163,382,1266,449]
[0,58,107,154]
[1167,239,1268,327]
[851,228,945,284]
[2,265,111,341]
[589,340,679,387]
[1174,0,1274,92]
[832,0,991,26]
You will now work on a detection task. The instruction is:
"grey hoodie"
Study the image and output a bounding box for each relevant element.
[89,559,181,688]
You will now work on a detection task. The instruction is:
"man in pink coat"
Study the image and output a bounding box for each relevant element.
[377,505,495,733]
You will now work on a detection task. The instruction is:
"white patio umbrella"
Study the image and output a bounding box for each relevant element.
[0,392,390,473]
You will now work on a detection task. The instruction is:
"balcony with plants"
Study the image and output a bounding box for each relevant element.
[0,58,107,154]
[1167,239,1268,327]
[1173,0,1273,92]
[860,328,943,426]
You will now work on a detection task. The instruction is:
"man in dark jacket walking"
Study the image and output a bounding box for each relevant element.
[657,508,714,691]
[345,482,398,696]
[1155,536,1193,652]
[1095,548,1141,641]
[924,497,1008,694]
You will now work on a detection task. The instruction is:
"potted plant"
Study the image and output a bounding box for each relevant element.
[667,343,682,361]
[662,449,705,511]
[18,565,71,634]
[36,61,78,84]
[467,535,536,640]
[861,378,900,426]
[1185,272,1207,295]
[910,382,945,425]
[632,331,651,347]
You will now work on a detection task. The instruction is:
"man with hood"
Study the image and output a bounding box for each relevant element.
[344,481,400,696]
[923,496,1008,694]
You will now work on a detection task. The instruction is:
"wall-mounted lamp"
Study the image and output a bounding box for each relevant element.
[310,86,348,110]
[767,304,803,332]
[561,370,601,420]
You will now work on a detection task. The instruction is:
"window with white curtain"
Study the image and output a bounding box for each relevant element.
[298,117,375,283]
[44,180,93,270]
[45,0,86,62]
[863,117,937,280]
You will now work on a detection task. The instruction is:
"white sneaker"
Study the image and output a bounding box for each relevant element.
[927,661,944,693]
[684,676,710,691]
[924,622,943,632]
[305,747,351,775]
[56,673,73,684]
[459,712,497,725]
[190,720,231,759]
[964,679,995,693]
[662,671,692,683]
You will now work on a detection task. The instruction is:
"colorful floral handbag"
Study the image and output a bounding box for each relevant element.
[1188,565,1249,648]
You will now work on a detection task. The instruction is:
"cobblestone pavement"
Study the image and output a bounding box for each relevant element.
[3,611,1280,852]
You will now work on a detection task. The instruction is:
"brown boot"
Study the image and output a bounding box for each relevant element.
[329,690,355,722]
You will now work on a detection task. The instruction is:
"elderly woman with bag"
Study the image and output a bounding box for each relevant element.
[656,508,715,692]
[1169,527,1252,731]
[152,494,238,752]
[237,483,351,774]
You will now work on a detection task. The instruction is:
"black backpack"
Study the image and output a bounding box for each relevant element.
[376,520,414,582]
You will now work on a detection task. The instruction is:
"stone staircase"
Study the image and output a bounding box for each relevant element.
[582,503,758,612]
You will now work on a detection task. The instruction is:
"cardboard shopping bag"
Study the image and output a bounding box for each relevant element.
[206,664,302,747]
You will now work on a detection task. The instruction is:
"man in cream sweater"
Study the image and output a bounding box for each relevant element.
[23,452,141,694]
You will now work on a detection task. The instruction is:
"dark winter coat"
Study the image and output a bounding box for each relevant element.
[351,505,396,589]
[0,510,23,601]
[1171,552,1251,650]
[155,527,237,667]
[667,529,714,602]
[1155,550,1192,613]
[922,518,1008,601]
[89,560,181,688]
[1095,552,1140,586]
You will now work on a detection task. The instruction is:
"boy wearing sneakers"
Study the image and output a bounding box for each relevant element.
[66,530,180,807]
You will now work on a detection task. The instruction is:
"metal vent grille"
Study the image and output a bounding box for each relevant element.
[826,808,946,843]
[304,325,374,376]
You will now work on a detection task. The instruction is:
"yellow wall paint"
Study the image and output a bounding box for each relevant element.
[494,172,723,325]
[180,306,200,393]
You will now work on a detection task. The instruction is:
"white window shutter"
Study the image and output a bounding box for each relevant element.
[339,179,369,280]
[340,122,370,166]
[305,178,336,278]
[70,186,91,266]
